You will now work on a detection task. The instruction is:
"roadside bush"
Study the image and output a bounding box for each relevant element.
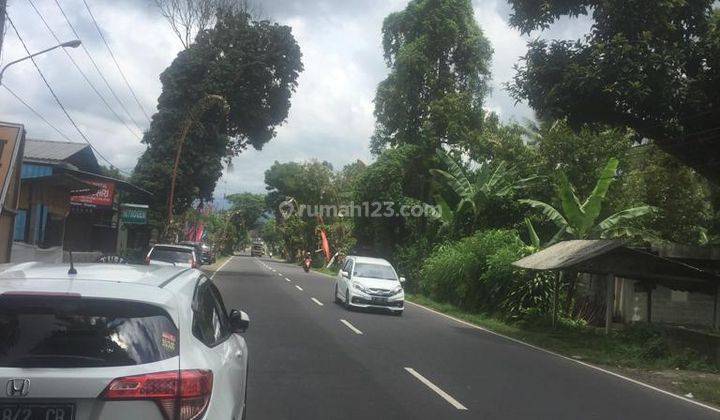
[420,229,538,314]
[419,229,558,318]
[393,236,433,293]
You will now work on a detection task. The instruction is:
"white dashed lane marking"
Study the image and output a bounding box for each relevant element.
[404,367,467,410]
[340,319,363,335]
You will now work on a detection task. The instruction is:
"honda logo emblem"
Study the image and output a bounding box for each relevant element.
[6,378,30,397]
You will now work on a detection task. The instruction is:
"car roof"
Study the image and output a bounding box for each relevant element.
[0,262,196,285]
[346,255,393,266]
[0,263,206,324]
[153,243,195,251]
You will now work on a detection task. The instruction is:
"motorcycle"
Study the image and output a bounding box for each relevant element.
[303,256,312,273]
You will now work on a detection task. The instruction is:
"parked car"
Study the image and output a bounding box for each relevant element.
[334,256,405,315]
[0,263,250,420]
[180,241,206,266]
[146,244,198,268]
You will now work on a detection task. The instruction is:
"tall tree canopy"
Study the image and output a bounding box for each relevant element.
[132,10,303,220]
[508,0,720,181]
[371,0,493,155]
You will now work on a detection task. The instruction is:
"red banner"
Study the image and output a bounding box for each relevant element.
[71,180,115,207]
[320,228,330,262]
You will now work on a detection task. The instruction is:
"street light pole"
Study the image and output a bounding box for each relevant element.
[0,0,7,58]
[0,39,81,85]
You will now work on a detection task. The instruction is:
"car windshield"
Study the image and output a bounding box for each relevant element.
[0,296,178,368]
[150,247,192,263]
[353,263,396,280]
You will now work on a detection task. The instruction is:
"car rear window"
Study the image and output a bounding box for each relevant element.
[0,295,179,368]
[150,246,193,264]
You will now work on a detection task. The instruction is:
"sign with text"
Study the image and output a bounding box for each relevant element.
[71,180,115,207]
[121,204,148,225]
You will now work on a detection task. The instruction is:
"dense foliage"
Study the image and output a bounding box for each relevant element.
[132,10,303,225]
[508,0,720,180]
[206,0,720,328]
[420,229,552,317]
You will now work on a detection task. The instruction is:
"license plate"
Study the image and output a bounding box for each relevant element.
[0,403,75,420]
[372,297,388,304]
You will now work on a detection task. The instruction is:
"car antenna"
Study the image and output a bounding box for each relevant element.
[68,250,77,275]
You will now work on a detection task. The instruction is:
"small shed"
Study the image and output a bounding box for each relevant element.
[513,240,720,332]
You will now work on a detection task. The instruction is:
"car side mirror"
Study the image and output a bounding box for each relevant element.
[399,276,406,283]
[229,309,250,333]
[340,270,350,279]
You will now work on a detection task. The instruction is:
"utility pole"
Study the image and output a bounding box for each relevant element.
[0,0,7,59]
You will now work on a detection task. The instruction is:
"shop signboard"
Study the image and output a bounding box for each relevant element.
[121,204,148,225]
[71,180,115,207]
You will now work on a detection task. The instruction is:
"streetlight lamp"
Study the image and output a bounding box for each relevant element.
[0,39,81,85]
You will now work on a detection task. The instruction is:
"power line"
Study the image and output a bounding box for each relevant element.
[52,0,145,133]
[26,0,142,141]
[81,0,151,122]
[2,84,74,142]
[6,14,129,175]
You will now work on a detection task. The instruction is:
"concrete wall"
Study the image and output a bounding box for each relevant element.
[617,278,717,328]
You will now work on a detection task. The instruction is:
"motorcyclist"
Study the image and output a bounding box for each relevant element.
[303,251,312,272]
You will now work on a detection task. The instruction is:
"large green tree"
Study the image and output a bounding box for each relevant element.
[132,10,303,222]
[508,0,720,181]
[227,192,267,232]
[264,160,337,260]
[618,146,713,244]
[371,0,493,204]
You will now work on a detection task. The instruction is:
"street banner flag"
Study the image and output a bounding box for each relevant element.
[320,228,331,262]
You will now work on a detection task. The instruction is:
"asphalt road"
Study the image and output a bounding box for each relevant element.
[211,255,719,420]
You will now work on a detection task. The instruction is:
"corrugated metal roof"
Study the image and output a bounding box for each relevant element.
[513,240,720,291]
[512,240,624,270]
[24,139,89,162]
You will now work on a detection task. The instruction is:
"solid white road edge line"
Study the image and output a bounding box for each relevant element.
[340,319,363,335]
[404,301,720,414]
[295,285,303,291]
[404,367,467,410]
[311,297,324,306]
[210,256,234,279]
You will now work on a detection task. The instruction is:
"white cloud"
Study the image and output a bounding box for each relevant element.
[0,0,590,207]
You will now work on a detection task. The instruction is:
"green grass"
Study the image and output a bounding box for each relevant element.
[313,267,338,277]
[677,379,720,406]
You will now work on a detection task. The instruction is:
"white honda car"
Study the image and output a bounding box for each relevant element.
[334,256,405,315]
[0,262,249,420]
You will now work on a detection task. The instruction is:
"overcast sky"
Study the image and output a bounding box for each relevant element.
[0,0,591,206]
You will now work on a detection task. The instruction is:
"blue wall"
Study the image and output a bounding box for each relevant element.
[21,163,52,179]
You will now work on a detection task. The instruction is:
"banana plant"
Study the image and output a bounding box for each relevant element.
[520,158,658,240]
[429,148,522,220]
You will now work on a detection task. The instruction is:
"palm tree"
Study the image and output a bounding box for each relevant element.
[519,158,657,241]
